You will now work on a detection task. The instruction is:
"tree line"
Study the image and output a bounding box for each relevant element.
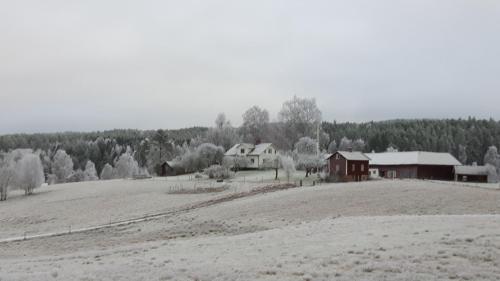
[1,96,500,201]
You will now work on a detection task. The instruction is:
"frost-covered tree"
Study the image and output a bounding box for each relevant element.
[319,131,330,151]
[458,144,467,164]
[352,139,366,152]
[150,130,173,173]
[280,155,296,182]
[484,146,499,166]
[327,140,338,154]
[338,137,353,151]
[386,145,399,152]
[83,160,99,181]
[223,155,250,172]
[100,163,114,180]
[484,146,500,182]
[197,143,225,168]
[15,153,44,195]
[295,137,318,155]
[241,106,270,144]
[0,156,15,201]
[114,152,139,179]
[52,150,74,183]
[278,96,322,149]
[206,113,242,151]
[296,154,324,177]
[486,164,498,183]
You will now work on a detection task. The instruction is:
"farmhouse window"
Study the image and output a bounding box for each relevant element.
[352,164,355,171]
[251,159,255,164]
[241,149,245,154]
[361,164,364,172]
[268,149,272,154]
[336,165,340,172]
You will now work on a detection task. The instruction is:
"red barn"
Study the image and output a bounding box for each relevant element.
[366,151,461,181]
[326,151,370,181]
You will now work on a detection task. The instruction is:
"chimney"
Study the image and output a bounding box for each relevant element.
[348,147,353,152]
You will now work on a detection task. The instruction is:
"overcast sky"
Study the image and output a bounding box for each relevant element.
[1,0,499,134]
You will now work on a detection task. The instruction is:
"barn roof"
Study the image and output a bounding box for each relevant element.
[366,151,461,166]
[454,165,489,176]
[329,151,370,161]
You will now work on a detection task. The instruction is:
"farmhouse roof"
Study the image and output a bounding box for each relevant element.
[248,143,273,156]
[224,143,274,156]
[328,151,370,161]
[366,151,461,166]
[225,144,241,156]
[454,165,489,176]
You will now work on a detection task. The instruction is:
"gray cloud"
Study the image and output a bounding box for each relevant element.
[1,0,499,134]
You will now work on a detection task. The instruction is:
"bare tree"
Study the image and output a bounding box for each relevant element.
[241,106,270,144]
[206,113,241,151]
[278,96,322,148]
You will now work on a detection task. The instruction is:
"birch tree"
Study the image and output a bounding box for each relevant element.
[15,153,44,195]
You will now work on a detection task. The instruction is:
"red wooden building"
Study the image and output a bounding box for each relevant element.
[454,165,489,183]
[366,151,461,181]
[326,151,370,181]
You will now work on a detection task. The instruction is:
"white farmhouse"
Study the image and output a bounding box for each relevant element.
[225,143,278,169]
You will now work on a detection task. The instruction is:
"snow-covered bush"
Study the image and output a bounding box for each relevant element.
[204,165,233,179]
[66,169,85,183]
[223,155,250,171]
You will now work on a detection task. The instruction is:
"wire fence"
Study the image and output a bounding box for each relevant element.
[0,175,323,244]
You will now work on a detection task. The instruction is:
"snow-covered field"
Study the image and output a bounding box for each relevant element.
[1,174,500,280]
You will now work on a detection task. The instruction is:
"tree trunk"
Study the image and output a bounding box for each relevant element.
[275,168,278,180]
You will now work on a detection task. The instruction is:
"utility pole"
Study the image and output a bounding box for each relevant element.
[316,122,320,156]
[316,122,320,176]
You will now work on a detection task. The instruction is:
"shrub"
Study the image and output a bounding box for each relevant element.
[204,165,233,179]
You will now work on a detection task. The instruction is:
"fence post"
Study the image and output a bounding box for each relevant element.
[69,225,72,234]
[24,231,27,240]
